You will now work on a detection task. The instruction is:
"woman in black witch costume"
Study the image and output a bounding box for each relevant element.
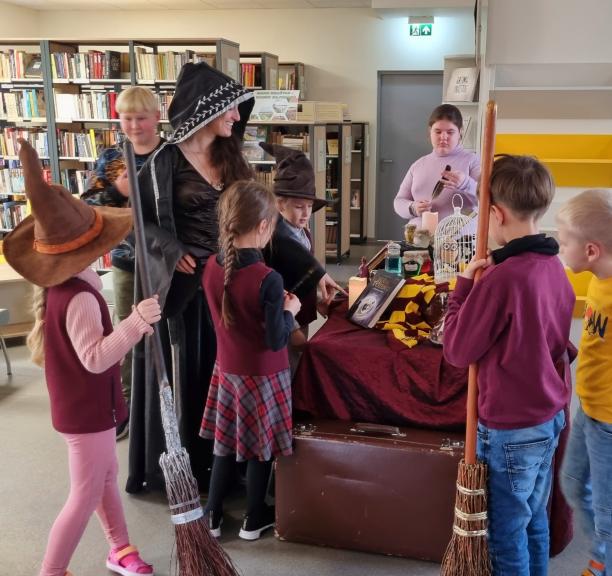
[127,62,255,493]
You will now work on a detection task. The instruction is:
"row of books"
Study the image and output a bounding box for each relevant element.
[0,200,27,230]
[60,168,92,196]
[277,71,298,91]
[0,50,41,80]
[0,89,45,120]
[50,50,123,80]
[156,91,174,122]
[57,128,121,159]
[1,129,49,158]
[241,63,260,88]
[269,130,310,152]
[134,47,214,81]
[325,222,338,244]
[55,91,119,121]
[254,168,276,187]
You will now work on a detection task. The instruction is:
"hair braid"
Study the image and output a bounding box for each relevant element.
[221,226,238,327]
[27,286,47,367]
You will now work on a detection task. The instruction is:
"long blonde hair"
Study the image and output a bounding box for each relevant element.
[26,286,47,366]
[217,180,277,327]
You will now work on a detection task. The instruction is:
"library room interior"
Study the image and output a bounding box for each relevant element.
[1,1,611,575]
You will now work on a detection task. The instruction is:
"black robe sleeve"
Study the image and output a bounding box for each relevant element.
[259,270,295,351]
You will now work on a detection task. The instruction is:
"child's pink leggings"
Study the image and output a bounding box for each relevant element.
[39,427,129,576]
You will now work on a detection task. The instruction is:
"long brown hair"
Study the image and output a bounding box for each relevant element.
[217,180,278,327]
[211,134,253,187]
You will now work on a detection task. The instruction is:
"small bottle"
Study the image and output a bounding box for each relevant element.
[384,242,402,276]
[431,165,452,200]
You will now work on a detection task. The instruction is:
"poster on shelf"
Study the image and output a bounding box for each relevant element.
[251,90,300,121]
[446,67,479,102]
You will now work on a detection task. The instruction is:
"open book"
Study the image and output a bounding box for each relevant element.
[347,271,405,329]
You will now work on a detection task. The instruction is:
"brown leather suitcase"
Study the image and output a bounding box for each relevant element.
[275,420,464,562]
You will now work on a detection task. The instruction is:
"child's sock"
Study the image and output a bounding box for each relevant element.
[582,559,605,576]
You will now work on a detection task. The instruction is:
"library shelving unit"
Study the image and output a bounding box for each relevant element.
[0,38,244,199]
[487,61,612,238]
[0,40,44,242]
[278,62,306,98]
[240,52,279,90]
[349,121,368,244]
[132,38,241,85]
[324,122,351,261]
[442,54,480,153]
[245,120,327,264]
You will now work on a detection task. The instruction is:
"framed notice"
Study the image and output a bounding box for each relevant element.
[251,90,300,121]
[446,67,479,102]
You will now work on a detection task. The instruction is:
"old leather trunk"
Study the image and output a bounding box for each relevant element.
[275,420,464,562]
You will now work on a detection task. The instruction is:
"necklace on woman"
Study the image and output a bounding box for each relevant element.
[178,144,224,191]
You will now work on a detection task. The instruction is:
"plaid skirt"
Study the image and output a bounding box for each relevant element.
[200,362,293,461]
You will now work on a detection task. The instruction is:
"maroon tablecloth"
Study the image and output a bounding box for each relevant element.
[293,301,468,429]
[292,300,573,556]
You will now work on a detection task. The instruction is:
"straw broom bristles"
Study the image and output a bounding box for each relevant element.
[440,459,491,576]
[161,448,239,576]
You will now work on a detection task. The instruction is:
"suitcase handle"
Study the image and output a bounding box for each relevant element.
[351,423,407,437]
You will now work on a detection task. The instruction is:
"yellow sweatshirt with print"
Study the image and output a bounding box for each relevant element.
[577,276,612,423]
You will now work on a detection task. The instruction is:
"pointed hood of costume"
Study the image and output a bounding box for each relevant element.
[168,61,254,143]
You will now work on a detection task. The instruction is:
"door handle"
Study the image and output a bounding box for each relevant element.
[381,158,394,164]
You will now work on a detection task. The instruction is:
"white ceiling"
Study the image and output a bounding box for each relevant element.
[4,0,378,9]
[5,0,477,9]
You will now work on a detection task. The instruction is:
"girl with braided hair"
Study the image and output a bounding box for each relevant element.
[199,180,301,541]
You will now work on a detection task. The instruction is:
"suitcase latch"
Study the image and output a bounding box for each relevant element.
[294,423,317,435]
[441,438,465,451]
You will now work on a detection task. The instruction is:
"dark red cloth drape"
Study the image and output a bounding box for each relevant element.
[292,301,573,556]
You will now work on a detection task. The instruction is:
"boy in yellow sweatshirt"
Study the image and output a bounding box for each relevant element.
[557,189,612,576]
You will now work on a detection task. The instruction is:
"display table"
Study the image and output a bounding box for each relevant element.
[292,300,573,557]
[293,300,468,429]
[0,263,33,337]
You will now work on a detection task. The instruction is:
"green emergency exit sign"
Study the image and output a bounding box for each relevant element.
[410,23,432,36]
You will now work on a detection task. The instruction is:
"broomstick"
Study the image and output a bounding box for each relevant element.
[124,141,239,576]
[440,100,497,576]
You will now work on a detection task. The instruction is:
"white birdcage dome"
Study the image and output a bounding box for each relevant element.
[433,194,477,284]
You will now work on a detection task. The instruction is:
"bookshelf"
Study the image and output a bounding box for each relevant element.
[245,120,327,264]
[278,62,306,99]
[0,41,44,240]
[324,122,351,261]
[485,61,612,234]
[442,54,480,153]
[349,121,369,244]
[240,52,279,90]
[0,37,244,202]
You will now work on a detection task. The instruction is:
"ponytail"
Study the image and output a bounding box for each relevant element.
[27,286,47,366]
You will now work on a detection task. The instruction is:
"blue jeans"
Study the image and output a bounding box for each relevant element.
[477,410,565,576]
[561,405,612,573]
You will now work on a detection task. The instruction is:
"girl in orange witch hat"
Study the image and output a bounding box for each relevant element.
[3,140,159,576]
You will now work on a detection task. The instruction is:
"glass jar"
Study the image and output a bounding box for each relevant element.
[384,242,402,276]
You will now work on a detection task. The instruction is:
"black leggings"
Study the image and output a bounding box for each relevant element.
[207,455,272,516]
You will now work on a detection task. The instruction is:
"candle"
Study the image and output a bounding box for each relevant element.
[422,211,439,235]
[348,276,368,308]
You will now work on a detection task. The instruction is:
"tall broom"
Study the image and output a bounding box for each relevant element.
[124,141,240,576]
[440,100,497,576]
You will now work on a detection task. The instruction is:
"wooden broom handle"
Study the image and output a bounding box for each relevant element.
[465,101,497,465]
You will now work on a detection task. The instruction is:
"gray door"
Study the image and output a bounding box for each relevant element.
[376,72,443,240]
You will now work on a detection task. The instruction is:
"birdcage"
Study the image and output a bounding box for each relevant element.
[433,194,477,284]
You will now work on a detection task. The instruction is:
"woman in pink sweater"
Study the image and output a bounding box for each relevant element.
[394,104,481,227]
[3,140,159,576]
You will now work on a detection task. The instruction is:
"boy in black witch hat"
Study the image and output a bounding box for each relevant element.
[260,142,345,374]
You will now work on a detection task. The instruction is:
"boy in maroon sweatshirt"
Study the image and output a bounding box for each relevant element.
[444,155,575,576]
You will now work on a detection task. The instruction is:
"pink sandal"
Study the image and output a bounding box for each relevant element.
[106,544,153,576]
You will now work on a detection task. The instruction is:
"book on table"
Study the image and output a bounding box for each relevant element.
[347,270,405,329]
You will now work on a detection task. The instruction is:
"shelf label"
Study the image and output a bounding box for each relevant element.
[317,140,326,173]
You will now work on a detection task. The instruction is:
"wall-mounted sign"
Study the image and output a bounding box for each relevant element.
[410,24,433,36]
